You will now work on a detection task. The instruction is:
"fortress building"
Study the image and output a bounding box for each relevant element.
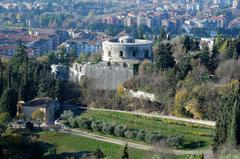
[102,36,153,64]
[52,36,153,90]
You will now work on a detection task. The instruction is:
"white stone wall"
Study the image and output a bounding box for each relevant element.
[128,89,156,102]
[69,62,134,90]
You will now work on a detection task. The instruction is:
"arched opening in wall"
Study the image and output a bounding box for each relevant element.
[119,51,123,57]
[144,50,149,58]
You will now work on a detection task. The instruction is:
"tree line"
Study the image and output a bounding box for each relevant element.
[0,44,64,118]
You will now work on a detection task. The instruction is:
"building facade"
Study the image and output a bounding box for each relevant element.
[17,97,60,124]
[102,36,153,64]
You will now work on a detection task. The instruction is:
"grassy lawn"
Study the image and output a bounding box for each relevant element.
[36,131,190,159]
[76,109,214,150]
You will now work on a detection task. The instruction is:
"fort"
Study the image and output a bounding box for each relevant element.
[102,36,153,64]
[52,36,153,90]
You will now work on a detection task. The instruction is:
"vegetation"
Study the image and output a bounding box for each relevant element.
[60,109,214,150]
[122,143,129,159]
[36,130,199,159]
[213,82,240,152]
[31,109,45,126]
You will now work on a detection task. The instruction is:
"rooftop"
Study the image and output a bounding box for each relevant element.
[105,36,152,45]
[24,97,58,108]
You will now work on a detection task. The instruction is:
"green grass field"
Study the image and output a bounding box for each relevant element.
[36,131,192,159]
[76,110,214,150]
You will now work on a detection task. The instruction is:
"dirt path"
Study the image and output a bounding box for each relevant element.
[60,128,210,156]
[78,107,216,127]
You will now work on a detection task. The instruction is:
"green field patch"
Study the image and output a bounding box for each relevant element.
[36,131,193,159]
[61,109,214,150]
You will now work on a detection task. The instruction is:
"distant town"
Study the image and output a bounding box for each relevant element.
[0,0,240,58]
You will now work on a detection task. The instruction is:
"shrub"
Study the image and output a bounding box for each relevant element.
[124,129,138,139]
[102,123,114,135]
[77,118,92,130]
[114,125,126,137]
[166,135,184,149]
[91,120,103,132]
[68,117,78,128]
[94,148,105,159]
[145,132,162,144]
[136,130,145,141]
[60,110,74,120]
[26,122,34,130]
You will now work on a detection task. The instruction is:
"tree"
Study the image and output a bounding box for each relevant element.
[94,148,105,159]
[31,109,45,127]
[154,42,175,70]
[228,84,240,147]
[167,135,184,149]
[0,112,10,136]
[213,82,240,150]
[176,58,192,80]
[117,84,124,97]
[9,44,28,92]
[182,35,191,52]
[0,87,17,117]
[55,79,64,102]
[121,143,129,159]
[159,27,167,41]
[0,59,3,96]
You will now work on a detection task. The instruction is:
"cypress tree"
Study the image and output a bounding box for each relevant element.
[213,95,232,150]
[0,87,17,117]
[228,83,240,147]
[121,144,129,159]
[213,82,240,150]
[55,79,64,102]
[0,59,3,96]
[0,66,17,117]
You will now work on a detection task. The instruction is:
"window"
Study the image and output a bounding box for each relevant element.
[108,51,111,57]
[133,51,136,57]
[144,50,149,58]
[49,109,51,115]
[119,51,123,57]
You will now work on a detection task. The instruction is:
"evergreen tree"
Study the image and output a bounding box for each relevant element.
[228,84,240,146]
[213,82,240,150]
[159,27,167,41]
[55,79,64,102]
[121,144,129,159]
[154,42,175,70]
[0,66,17,117]
[213,95,233,150]
[225,39,235,59]
[9,44,28,96]
[176,58,192,80]
[183,35,191,52]
[0,59,3,96]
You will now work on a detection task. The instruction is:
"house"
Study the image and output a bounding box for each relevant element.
[17,97,60,124]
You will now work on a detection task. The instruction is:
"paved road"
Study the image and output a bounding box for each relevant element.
[76,107,216,127]
[60,128,210,156]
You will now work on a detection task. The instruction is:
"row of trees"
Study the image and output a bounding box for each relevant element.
[61,110,184,149]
